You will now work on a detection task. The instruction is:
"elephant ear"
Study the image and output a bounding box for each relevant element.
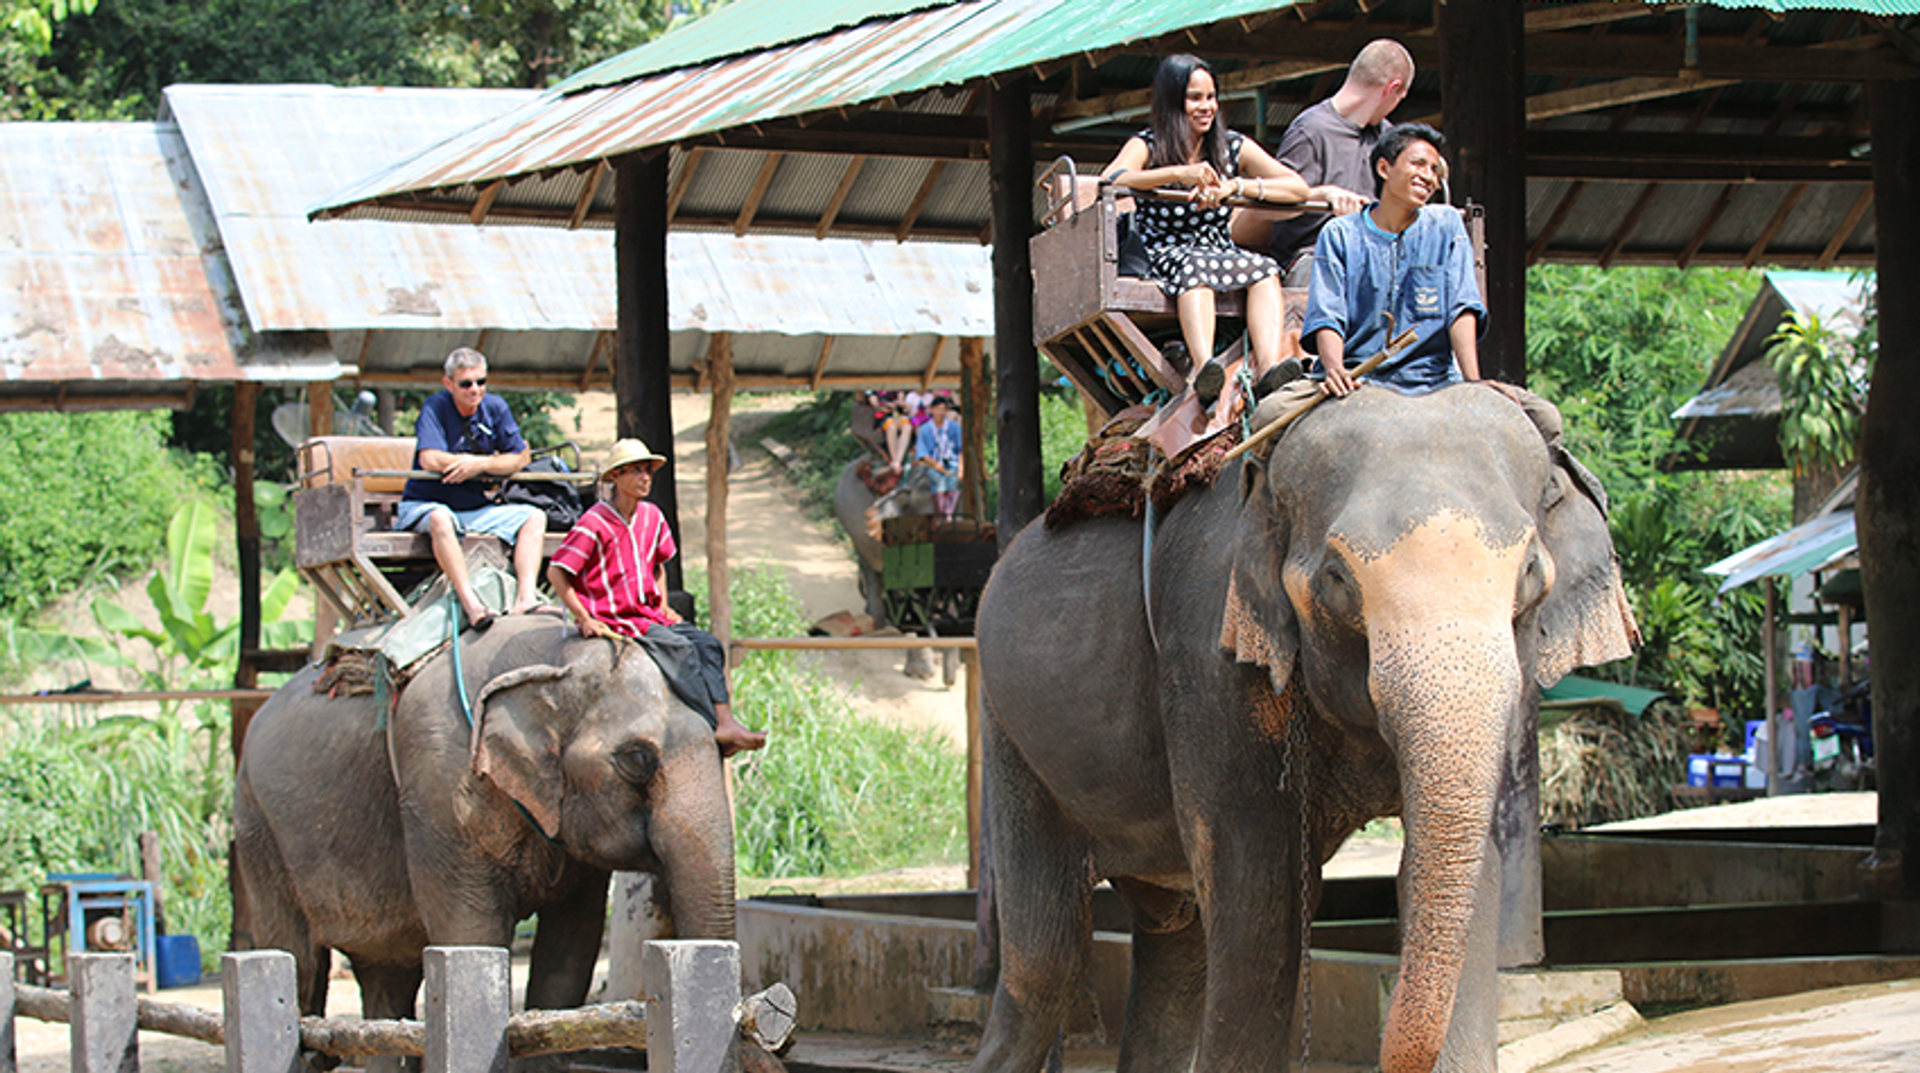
[470,664,575,840]
[1220,451,1298,694]
[1536,467,1641,688]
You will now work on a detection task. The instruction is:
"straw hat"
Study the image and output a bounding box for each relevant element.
[601,439,666,478]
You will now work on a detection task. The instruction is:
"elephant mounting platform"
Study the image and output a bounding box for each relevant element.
[972,383,1637,1073]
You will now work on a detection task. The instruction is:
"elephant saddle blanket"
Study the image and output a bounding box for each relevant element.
[1046,404,1242,531]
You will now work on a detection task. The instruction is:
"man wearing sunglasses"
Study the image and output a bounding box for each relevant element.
[398,347,546,625]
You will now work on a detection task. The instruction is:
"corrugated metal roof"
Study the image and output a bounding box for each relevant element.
[156,84,989,388]
[314,0,1304,219]
[1704,508,1857,593]
[557,0,955,92]
[0,121,338,411]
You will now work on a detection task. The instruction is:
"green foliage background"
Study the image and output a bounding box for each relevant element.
[1527,265,1791,722]
[0,411,207,619]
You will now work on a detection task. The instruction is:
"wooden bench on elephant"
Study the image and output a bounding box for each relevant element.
[1030,164,1311,422]
[294,436,569,626]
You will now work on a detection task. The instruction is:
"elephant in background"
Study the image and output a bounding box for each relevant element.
[235,615,736,1028]
[832,458,943,679]
[972,385,1637,1072]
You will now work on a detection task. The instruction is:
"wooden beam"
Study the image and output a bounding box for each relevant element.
[1522,75,1736,123]
[809,335,835,391]
[990,76,1043,543]
[958,336,988,523]
[1863,78,1920,899]
[921,336,949,391]
[1677,183,1737,269]
[1598,184,1661,270]
[616,153,683,590]
[815,156,865,238]
[1525,159,1871,183]
[307,381,334,437]
[896,160,949,242]
[1744,183,1809,267]
[568,159,609,231]
[1816,187,1875,269]
[733,152,784,236]
[581,330,610,390]
[469,181,503,226]
[1527,181,1585,265]
[666,146,704,219]
[705,331,734,647]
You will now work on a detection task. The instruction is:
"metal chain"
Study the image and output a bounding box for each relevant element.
[1280,711,1314,1070]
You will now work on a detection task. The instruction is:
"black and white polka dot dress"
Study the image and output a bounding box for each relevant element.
[1133,128,1279,299]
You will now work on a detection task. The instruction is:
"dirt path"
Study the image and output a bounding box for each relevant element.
[560,390,970,750]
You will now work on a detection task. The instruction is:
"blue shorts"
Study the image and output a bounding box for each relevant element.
[396,500,542,542]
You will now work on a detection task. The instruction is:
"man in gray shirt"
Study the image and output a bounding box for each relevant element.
[1233,39,1414,287]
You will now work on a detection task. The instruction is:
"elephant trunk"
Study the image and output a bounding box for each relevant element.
[1373,626,1520,1073]
[650,748,739,940]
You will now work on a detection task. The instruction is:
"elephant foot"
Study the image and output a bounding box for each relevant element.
[942,647,960,688]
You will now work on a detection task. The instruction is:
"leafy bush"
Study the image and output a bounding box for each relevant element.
[0,410,204,619]
[709,563,968,878]
[0,707,233,972]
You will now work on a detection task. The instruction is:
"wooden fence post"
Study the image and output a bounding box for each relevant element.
[69,953,137,1073]
[2,951,16,1073]
[222,951,300,1073]
[423,947,509,1073]
[642,941,740,1073]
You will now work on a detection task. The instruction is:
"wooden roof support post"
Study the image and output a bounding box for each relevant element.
[1865,78,1920,904]
[1441,0,1541,973]
[1441,0,1528,388]
[229,379,262,951]
[959,337,988,522]
[989,76,1042,548]
[616,151,684,592]
[307,381,334,437]
[705,332,734,648]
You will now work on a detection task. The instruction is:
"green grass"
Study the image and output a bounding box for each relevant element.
[699,563,968,878]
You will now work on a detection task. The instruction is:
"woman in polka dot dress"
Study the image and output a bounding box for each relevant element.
[1102,54,1310,402]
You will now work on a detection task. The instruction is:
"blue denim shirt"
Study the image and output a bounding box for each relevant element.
[1300,204,1485,392]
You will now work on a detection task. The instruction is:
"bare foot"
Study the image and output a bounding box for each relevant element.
[716,717,767,758]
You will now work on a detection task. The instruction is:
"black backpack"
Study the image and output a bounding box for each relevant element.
[502,456,588,529]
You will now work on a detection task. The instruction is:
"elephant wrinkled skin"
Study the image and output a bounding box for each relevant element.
[972,385,1636,1073]
[234,615,736,1024]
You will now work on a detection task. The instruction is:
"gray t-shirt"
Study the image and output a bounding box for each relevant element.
[1266,99,1391,264]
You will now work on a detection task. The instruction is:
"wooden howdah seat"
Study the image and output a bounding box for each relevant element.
[294,436,569,626]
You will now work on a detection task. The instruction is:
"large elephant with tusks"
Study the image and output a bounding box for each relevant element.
[971,384,1637,1072]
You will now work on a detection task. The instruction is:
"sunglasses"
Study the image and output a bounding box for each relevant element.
[455,377,488,389]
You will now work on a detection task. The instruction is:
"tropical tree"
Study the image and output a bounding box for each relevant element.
[1766,308,1869,477]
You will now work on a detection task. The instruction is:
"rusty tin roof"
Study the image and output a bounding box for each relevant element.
[0,121,338,411]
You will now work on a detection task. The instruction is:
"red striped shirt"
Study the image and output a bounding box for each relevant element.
[550,500,677,636]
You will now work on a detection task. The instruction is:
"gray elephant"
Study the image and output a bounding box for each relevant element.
[234,614,735,1026]
[972,385,1636,1073]
[832,458,944,679]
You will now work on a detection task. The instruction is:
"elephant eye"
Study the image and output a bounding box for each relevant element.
[1314,558,1362,628]
[1516,547,1553,615]
[612,741,660,786]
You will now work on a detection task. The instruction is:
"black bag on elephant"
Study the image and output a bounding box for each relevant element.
[502,456,586,530]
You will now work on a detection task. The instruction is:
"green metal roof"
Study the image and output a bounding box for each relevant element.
[1541,675,1671,718]
[556,0,954,94]
[554,0,1309,96]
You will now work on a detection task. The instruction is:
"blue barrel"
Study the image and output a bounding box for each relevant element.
[154,934,202,989]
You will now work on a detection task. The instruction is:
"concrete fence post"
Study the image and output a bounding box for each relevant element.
[423,947,509,1073]
[2,951,16,1073]
[222,951,301,1073]
[642,940,740,1073]
[69,953,138,1073]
